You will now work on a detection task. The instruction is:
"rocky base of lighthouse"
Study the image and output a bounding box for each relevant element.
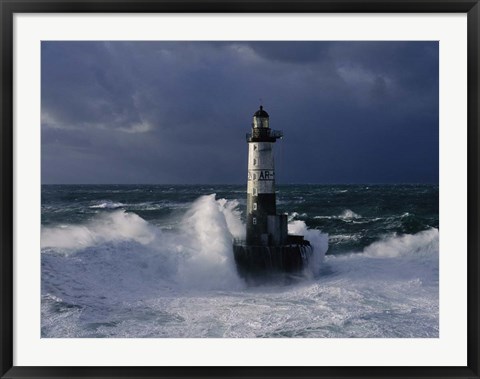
[232,236,312,278]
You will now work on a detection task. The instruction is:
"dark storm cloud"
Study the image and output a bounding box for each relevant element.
[41,41,438,184]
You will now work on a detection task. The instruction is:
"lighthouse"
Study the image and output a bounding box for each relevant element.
[233,105,312,277]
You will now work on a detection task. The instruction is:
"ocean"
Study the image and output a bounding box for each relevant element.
[41,184,439,338]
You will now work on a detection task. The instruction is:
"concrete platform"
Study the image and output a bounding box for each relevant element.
[232,240,312,277]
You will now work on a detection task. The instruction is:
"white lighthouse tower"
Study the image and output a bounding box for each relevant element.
[233,105,312,277]
[246,105,285,246]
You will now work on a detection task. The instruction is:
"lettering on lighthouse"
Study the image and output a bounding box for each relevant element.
[248,170,275,181]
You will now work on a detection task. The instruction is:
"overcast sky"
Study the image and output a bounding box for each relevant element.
[41,41,438,184]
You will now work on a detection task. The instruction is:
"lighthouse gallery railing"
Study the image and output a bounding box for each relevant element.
[246,129,283,141]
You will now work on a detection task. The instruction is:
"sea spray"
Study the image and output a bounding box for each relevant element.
[323,228,439,287]
[176,194,244,290]
[217,197,245,239]
[41,211,157,250]
[363,228,439,258]
[288,220,328,277]
[42,195,245,291]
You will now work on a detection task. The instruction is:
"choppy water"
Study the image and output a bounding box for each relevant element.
[41,184,439,338]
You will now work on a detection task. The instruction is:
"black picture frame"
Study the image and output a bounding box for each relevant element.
[1,1,479,378]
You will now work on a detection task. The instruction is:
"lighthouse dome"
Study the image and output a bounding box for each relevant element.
[253,105,270,129]
[253,105,269,118]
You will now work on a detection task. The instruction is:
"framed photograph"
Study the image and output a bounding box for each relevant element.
[1,0,479,378]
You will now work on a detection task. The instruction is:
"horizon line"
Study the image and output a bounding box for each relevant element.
[41,182,439,186]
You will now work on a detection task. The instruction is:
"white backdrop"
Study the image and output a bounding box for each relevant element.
[14,13,467,366]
